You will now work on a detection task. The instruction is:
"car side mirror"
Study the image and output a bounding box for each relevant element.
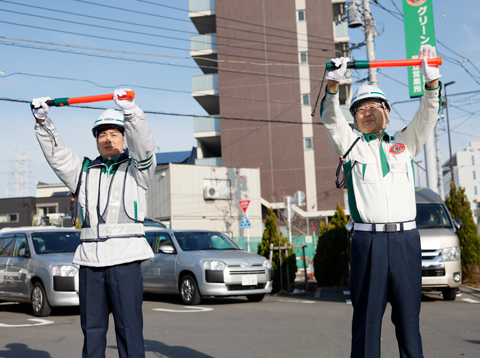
[346,221,354,233]
[453,218,462,231]
[19,248,30,258]
[238,245,244,251]
[159,245,175,254]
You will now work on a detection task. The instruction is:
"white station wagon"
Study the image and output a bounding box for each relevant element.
[142,228,273,304]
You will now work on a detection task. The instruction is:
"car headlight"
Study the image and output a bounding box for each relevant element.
[442,247,461,261]
[203,260,226,271]
[262,259,272,269]
[51,265,78,277]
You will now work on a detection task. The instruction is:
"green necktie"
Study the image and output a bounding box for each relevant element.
[380,141,390,177]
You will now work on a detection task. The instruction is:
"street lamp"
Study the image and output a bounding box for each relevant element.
[444,81,455,183]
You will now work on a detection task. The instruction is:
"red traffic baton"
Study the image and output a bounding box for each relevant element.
[30,91,135,109]
[326,57,442,70]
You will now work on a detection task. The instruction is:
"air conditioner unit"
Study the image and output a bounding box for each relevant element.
[204,185,220,199]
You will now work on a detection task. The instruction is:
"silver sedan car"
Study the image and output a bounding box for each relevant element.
[142,228,273,305]
[0,227,80,316]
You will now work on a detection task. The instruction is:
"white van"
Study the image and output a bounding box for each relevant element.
[415,188,462,300]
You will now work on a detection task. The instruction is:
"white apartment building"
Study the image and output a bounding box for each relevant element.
[443,141,480,227]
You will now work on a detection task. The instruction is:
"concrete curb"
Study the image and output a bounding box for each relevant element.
[461,284,480,292]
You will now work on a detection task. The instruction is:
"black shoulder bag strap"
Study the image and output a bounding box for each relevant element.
[335,136,361,189]
[70,157,90,227]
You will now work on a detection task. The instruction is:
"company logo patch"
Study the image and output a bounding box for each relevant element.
[389,143,406,155]
[406,0,427,6]
[401,126,407,133]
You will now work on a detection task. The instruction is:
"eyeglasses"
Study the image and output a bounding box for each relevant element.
[353,104,383,114]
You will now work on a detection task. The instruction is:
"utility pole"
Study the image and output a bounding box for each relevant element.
[444,81,456,182]
[435,122,445,200]
[363,0,377,86]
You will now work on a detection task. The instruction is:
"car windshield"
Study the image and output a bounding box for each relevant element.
[174,232,239,251]
[32,231,81,254]
[416,203,453,229]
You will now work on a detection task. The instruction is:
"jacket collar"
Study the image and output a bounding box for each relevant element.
[88,148,130,168]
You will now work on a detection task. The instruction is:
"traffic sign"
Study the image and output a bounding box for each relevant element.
[238,200,251,213]
[240,214,251,229]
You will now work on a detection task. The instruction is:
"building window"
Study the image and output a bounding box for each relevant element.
[473,155,475,166]
[0,213,18,223]
[297,10,306,21]
[302,94,311,105]
[474,170,476,180]
[475,186,478,196]
[299,52,308,64]
[304,138,313,150]
[36,205,57,217]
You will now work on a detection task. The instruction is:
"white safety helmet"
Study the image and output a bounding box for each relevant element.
[92,109,125,138]
[350,84,391,133]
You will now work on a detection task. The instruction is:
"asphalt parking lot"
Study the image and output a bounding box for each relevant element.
[0,285,479,357]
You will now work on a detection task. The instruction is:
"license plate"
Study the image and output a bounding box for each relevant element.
[241,275,257,286]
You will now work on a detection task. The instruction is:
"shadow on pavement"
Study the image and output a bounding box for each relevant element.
[108,340,215,358]
[0,343,52,358]
[465,340,480,345]
[312,286,350,303]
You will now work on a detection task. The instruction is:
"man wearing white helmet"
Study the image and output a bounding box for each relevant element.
[320,45,441,358]
[32,89,155,358]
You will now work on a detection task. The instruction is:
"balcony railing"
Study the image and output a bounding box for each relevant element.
[194,115,220,132]
[192,73,218,92]
[334,21,349,39]
[191,33,217,52]
[195,157,222,166]
[189,0,215,12]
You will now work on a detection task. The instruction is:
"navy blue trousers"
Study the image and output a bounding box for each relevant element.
[79,261,145,358]
[350,229,423,358]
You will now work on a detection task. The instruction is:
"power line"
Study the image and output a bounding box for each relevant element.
[0,72,310,107]
[0,40,326,82]
[74,0,335,49]
[136,0,336,44]
[0,35,325,68]
[0,97,326,126]
[0,8,332,62]
[0,0,333,55]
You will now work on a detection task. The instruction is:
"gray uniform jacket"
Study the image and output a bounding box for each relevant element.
[35,105,155,267]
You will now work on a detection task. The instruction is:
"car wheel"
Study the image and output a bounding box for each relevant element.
[246,294,265,302]
[442,287,457,301]
[180,274,202,305]
[31,282,51,317]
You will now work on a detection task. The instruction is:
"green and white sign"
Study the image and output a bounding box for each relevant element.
[402,0,436,98]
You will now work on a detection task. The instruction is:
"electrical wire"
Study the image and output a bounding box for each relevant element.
[0,35,326,68]
[0,0,334,55]
[0,97,326,126]
[136,0,336,43]
[74,0,336,48]
[0,8,332,62]
[0,71,312,107]
[0,40,327,82]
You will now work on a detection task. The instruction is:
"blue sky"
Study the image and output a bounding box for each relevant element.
[1,0,479,197]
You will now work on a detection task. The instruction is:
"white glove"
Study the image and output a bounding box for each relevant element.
[32,97,51,120]
[114,88,136,114]
[419,44,441,82]
[326,57,350,82]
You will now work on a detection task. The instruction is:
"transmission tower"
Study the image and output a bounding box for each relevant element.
[11,149,30,197]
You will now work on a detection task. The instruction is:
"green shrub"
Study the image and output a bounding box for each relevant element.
[313,203,350,286]
[445,182,480,281]
[258,207,297,292]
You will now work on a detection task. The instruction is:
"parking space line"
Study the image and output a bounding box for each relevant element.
[278,300,315,304]
[0,318,54,327]
[152,306,213,312]
[462,298,479,304]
